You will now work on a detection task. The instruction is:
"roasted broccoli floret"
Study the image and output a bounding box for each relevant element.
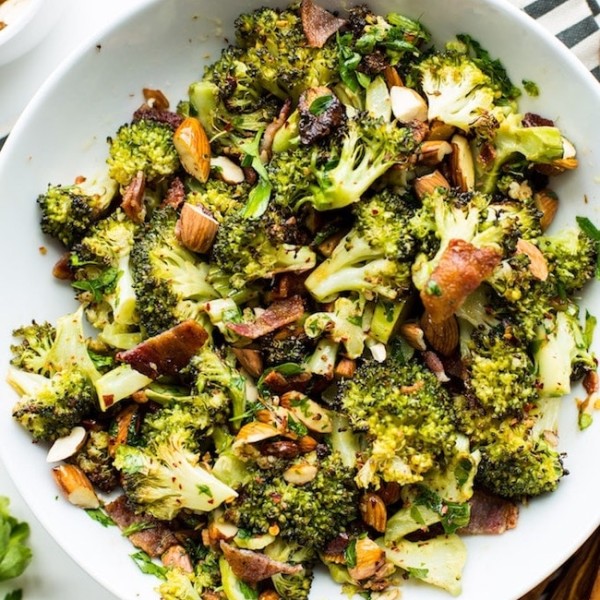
[260,326,315,368]
[417,46,505,133]
[70,209,139,332]
[464,323,538,417]
[337,352,458,488]
[265,540,315,600]
[130,206,219,336]
[10,320,56,376]
[71,429,119,492]
[225,452,358,550]
[305,115,423,211]
[114,430,237,520]
[37,177,117,248]
[234,6,339,102]
[305,190,416,301]
[107,119,180,188]
[211,209,316,290]
[186,177,250,222]
[455,394,564,499]
[473,112,568,194]
[8,367,97,442]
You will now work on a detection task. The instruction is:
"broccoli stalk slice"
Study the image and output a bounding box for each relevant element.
[108,254,138,326]
[535,307,596,398]
[94,364,153,411]
[369,297,410,344]
[303,338,339,377]
[474,113,565,194]
[114,432,237,521]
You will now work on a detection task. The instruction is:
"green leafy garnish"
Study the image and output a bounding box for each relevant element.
[0,497,32,583]
[130,551,167,580]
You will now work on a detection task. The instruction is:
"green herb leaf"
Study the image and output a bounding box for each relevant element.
[130,551,167,580]
[344,538,357,568]
[522,79,539,97]
[122,521,156,536]
[309,95,334,116]
[197,484,214,498]
[4,591,23,600]
[71,267,120,303]
[407,566,429,579]
[337,32,362,92]
[85,508,115,528]
[257,363,305,396]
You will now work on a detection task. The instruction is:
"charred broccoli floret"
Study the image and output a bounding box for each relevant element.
[107,119,180,188]
[226,452,358,550]
[10,320,56,376]
[211,209,316,290]
[337,352,458,488]
[186,177,250,222]
[130,206,219,336]
[265,540,315,600]
[305,115,422,211]
[71,429,119,492]
[305,190,416,302]
[37,177,117,248]
[114,430,237,520]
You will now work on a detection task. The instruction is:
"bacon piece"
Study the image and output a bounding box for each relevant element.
[261,369,312,395]
[161,545,194,573]
[220,541,303,584]
[421,239,502,324]
[121,170,146,224]
[133,106,184,130]
[105,495,179,557]
[116,320,208,379]
[226,296,305,340]
[162,177,186,209]
[458,490,519,535]
[300,0,346,48]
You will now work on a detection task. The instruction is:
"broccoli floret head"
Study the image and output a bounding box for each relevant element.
[10,321,56,376]
[113,431,237,520]
[107,119,180,188]
[305,191,417,302]
[9,367,97,442]
[71,429,120,493]
[186,178,250,222]
[131,206,219,336]
[307,115,423,211]
[225,452,358,550]
[38,182,115,248]
[539,226,598,294]
[465,324,539,417]
[337,353,458,488]
[211,210,316,290]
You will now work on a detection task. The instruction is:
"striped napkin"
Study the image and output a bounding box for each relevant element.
[510,0,600,79]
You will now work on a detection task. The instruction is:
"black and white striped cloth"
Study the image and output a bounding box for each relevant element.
[510,0,600,79]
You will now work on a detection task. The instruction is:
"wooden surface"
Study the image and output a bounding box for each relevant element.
[519,526,600,600]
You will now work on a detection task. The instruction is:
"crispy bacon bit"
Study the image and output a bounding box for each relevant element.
[162,177,186,209]
[105,495,179,557]
[522,112,555,128]
[133,107,184,130]
[261,369,312,395]
[298,87,346,145]
[458,490,519,535]
[421,239,502,324]
[161,545,194,573]
[220,541,303,584]
[121,170,146,223]
[300,0,346,48]
[52,253,74,280]
[260,98,292,162]
[116,320,209,379]
[226,296,305,340]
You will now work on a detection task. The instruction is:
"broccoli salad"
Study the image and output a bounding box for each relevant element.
[6,0,600,598]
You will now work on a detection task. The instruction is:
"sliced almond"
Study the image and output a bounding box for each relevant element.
[281,391,333,433]
[334,357,357,379]
[359,493,387,533]
[348,537,386,581]
[377,481,402,506]
[414,170,450,200]
[383,65,403,89]
[516,239,549,281]
[399,322,427,352]
[390,86,428,122]
[47,426,88,463]
[211,156,245,184]
[52,464,99,509]
[142,88,170,110]
[173,117,211,183]
[176,203,219,254]
[450,134,475,191]
[420,311,459,357]
[259,591,281,600]
[534,189,559,232]
[234,421,282,447]
[298,435,318,453]
[418,140,452,166]
[283,462,318,485]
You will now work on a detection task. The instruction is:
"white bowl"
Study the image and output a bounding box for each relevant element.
[0,0,65,66]
[0,1,599,599]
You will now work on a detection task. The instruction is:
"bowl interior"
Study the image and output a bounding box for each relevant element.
[0,1,599,599]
